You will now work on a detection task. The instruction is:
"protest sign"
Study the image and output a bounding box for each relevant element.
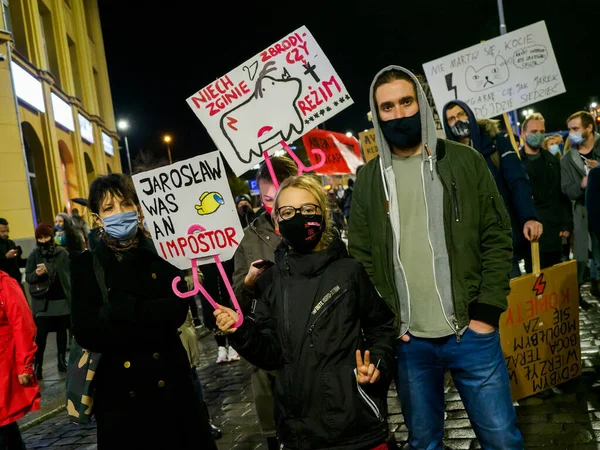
[499,260,581,401]
[423,21,565,120]
[358,129,378,163]
[301,129,363,175]
[186,26,354,176]
[132,151,244,270]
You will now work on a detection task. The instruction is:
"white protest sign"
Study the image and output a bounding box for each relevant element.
[132,151,244,270]
[423,21,565,120]
[186,26,354,176]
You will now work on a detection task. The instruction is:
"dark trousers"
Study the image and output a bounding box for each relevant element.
[35,314,70,363]
[0,422,26,450]
[524,250,562,274]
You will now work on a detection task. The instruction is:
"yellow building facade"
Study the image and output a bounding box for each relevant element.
[0,0,120,243]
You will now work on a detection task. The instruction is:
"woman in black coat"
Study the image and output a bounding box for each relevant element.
[70,174,216,449]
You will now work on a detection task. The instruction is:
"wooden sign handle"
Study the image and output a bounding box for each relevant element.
[531,240,541,274]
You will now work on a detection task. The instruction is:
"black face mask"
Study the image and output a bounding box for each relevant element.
[279,214,324,254]
[37,240,52,249]
[381,111,422,150]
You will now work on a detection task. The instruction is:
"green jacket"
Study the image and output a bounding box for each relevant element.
[349,138,512,335]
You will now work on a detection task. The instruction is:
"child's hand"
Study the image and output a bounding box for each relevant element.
[356,350,380,385]
[214,305,239,334]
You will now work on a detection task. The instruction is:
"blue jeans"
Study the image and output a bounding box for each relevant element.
[396,329,523,450]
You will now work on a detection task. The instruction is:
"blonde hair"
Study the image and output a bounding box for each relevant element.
[273,175,335,248]
[542,134,564,150]
[522,113,545,134]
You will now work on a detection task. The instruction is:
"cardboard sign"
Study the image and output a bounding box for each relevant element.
[358,129,379,163]
[132,152,244,270]
[186,26,354,176]
[422,21,565,120]
[301,129,363,175]
[499,260,581,401]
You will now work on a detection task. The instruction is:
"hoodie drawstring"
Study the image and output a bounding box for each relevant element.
[425,144,434,180]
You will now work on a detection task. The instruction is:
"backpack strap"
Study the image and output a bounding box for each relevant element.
[90,251,108,305]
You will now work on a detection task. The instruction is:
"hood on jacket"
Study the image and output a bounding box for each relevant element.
[274,234,348,278]
[369,66,439,169]
[442,100,501,156]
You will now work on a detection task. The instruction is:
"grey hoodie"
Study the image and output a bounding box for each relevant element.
[368,66,457,337]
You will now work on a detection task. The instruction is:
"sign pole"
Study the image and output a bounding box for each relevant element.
[497,0,521,155]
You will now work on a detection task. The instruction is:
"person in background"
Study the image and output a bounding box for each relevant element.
[236,194,257,229]
[216,175,396,450]
[0,218,26,287]
[25,223,71,379]
[543,134,565,159]
[561,111,600,298]
[519,113,573,273]
[71,208,90,248]
[342,178,354,224]
[232,156,298,450]
[54,213,85,258]
[443,100,542,278]
[0,270,40,450]
[587,166,600,270]
[69,173,216,449]
[178,285,222,441]
[200,260,241,364]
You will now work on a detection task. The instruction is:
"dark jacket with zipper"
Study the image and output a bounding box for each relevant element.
[230,237,396,450]
[442,100,538,254]
[26,246,71,316]
[519,148,573,253]
[69,231,216,449]
[232,212,282,314]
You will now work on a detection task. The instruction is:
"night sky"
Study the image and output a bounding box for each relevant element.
[98,0,599,171]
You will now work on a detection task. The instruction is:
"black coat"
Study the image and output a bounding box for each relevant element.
[231,237,396,450]
[70,232,216,449]
[0,238,24,284]
[520,149,573,253]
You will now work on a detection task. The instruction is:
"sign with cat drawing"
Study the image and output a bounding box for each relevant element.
[422,21,565,120]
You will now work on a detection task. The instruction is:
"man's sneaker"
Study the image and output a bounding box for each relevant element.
[228,346,241,362]
[216,346,228,364]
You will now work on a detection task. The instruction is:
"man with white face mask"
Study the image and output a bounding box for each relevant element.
[561,111,600,297]
[519,113,573,274]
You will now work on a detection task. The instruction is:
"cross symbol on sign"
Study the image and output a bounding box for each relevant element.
[303,62,320,83]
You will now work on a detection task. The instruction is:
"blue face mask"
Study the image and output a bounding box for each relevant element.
[569,132,585,145]
[55,224,63,231]
[102,211,139,241]
[525,132,545,149]
[549,144,561,156]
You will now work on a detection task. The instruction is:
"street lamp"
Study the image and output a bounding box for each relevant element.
[163,134,173,165]
[591,102,598,109]
[522,109,534,117]
[346,131,353,138]
[117,119,132,175]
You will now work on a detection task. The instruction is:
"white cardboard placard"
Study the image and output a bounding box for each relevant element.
[132,151,243,269]
[187,26,353,176]
[422,21,565,119]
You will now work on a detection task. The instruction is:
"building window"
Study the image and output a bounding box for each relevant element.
[2,0,13,33]
[93,67,104,118]
[84,0,94,42]
[64,0,70,7]
[68,36,83,101]
[6,0,28,59]
[38,1,62,87]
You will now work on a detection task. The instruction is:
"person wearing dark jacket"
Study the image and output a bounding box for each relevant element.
[443,100,542,278]
[587,167,600,287]
[236,194,257,229]
[342,178,354,223]
[217,175,396,450]
[562,111,600,296]
[519,113,573,272]
[26,222,72,379]
[349,67,522,449]
[0,218,26,287]
[232,156,298,450]
[69,174,216,450]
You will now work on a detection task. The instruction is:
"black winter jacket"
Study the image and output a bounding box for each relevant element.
[230,237,396,450]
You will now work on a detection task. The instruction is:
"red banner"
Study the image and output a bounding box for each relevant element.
[302,129,364,175]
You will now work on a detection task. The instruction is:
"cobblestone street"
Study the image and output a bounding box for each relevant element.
[18,284,600,449]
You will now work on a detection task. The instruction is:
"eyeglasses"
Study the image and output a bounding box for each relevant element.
[277,204,321,221]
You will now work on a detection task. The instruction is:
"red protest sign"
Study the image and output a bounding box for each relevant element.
[301,129,364,175]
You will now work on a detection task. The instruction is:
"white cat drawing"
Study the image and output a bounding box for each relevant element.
[465,56,510,92]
